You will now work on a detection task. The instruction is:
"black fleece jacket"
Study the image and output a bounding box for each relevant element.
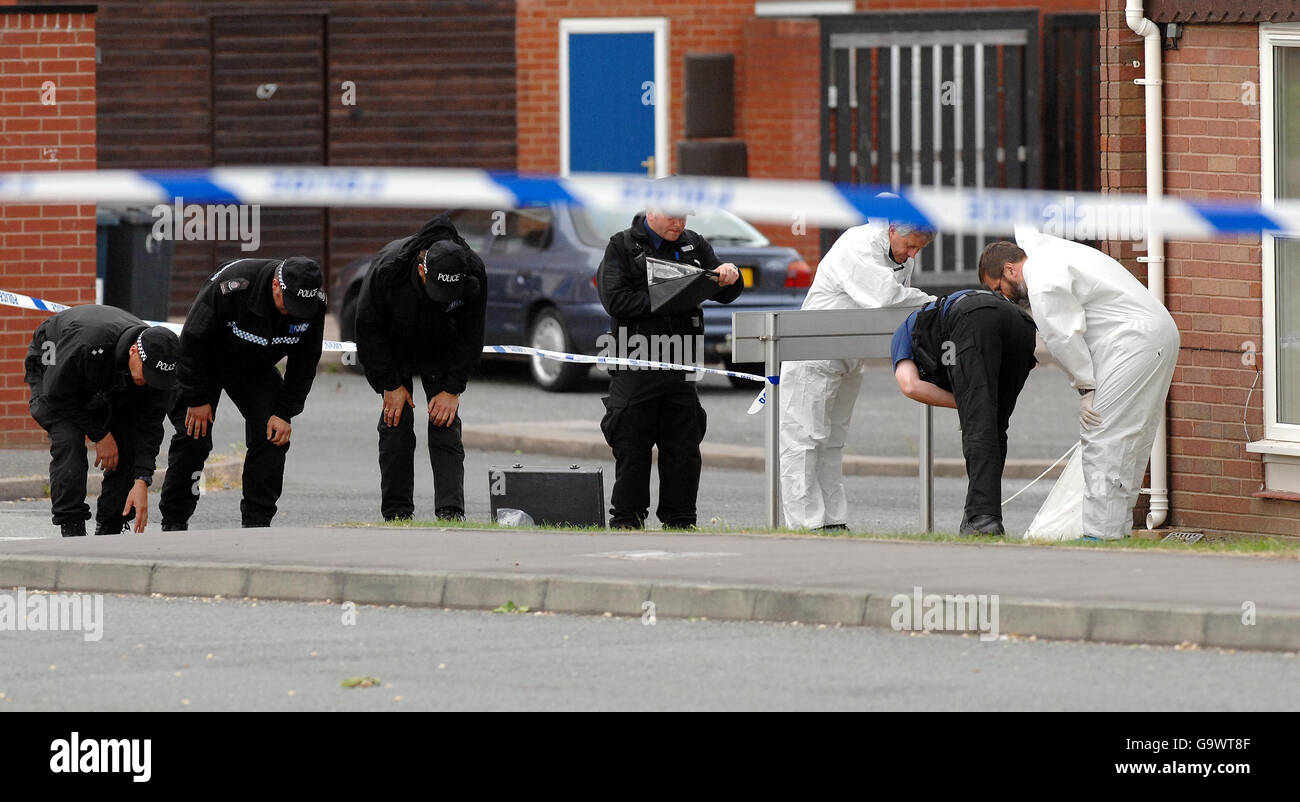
[23,305,171,484]
[177,258,325,421]
[354,215,488,396]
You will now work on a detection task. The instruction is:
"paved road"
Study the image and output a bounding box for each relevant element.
[0,359,1061,538]
[386,357,1082,461]
[1,595,1294,711]
[0,449,1051,539]
[1,357,1081,487]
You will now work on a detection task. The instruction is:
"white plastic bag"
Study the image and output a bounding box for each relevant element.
[495,508,535,527]
[1021,443,1084,541]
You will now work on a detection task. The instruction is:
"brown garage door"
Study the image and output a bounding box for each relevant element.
[208,13,327,281]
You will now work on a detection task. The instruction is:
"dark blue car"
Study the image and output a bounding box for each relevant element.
[331,203,811,391]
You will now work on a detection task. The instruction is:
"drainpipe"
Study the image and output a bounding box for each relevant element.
[1126,1,1170,529]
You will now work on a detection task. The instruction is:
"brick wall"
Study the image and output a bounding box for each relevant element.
[740,17,822,257]
[1101,6,1284,536]
[0,7,97,447]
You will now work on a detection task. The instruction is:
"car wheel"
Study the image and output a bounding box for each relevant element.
[724,358,765,389]
[528,307,587,392]
[339,293,364,374]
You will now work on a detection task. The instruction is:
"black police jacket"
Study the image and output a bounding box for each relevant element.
[355,215,488,396]
[23,305,171,484]
[177,258,325,421]
[597,213,743,401]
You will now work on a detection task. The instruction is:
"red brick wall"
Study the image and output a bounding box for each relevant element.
[741,17,822,258]
[0,8,97,447]
[1101,6,1283,536]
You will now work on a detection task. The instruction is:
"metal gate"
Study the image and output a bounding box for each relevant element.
[821,11,1041,286]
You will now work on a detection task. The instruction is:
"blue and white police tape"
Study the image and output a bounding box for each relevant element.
[0,288,773,411]
[0,289,183,334]
[484,344,770,415]
[0,166,1293,240]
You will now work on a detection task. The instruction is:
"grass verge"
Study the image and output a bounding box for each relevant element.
[336,518,1300,557]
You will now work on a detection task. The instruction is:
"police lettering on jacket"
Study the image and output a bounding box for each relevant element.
[177,258,325,422]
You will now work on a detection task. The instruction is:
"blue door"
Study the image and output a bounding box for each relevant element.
[567,31,656,175]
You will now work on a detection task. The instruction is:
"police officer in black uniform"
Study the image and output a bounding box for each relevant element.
[597,199,743,529]
[891,287,1038,535]
[355,214,487,521]
[24,305,180,537]
[158,257,326,530]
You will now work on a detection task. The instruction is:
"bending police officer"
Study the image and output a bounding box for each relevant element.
[159,257,326,530]
[355,214,487,522]
[891,287,1038,535]
[25,306,179,536]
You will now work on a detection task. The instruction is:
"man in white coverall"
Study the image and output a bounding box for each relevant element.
[978,227,1179,540]
[779,219,936,530]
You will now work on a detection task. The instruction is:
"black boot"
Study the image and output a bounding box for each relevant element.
[959,514,1005,536]
[59,521,86,538]
[161,521,188,532]
[435,507,464,522]
[94,516,132,536]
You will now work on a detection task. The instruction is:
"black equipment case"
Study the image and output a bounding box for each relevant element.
[488,464,605,528]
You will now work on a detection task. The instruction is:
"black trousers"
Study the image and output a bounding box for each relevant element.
[159,367,289,528]
[600,384,707,527]
[30,394,141,530]
[945,297,1038,523]
[377,372,465,520]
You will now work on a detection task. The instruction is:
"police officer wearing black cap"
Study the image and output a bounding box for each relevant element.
[158,256,326,529]
[597,198,744,529]
[355,214,487,521]
[24,305,180,536]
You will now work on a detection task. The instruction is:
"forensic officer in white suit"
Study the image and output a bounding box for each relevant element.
[978,227,1180,540]
[778,219,936,530]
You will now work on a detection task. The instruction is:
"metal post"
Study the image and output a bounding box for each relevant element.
[764,312,781,529]
[919,402,933,532]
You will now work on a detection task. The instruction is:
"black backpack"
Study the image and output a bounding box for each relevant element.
[910,295,953,392]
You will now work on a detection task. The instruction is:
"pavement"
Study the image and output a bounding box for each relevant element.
[1,525,1298,651]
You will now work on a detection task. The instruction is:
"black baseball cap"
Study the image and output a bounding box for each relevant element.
[276,257,324,318]
[135,327,179,391]
[421,240,468,304]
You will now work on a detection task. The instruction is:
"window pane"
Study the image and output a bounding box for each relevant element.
[1275,47,1300,423]
[1278,46,1300,199]
[1277,239,1300,423]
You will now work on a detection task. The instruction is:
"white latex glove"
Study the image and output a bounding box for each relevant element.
[1079,390,1102,428]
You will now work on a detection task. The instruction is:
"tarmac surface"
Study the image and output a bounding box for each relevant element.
[4,596,1296,712]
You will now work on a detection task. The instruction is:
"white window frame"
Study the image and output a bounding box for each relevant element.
[558,17,669,178]
[1259,24,1300,444]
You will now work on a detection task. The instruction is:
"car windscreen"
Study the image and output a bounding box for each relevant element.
[570,206,771,249]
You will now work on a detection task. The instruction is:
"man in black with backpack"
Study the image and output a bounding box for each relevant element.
[890,283,1038,535]
[159,256,327,530]
[597,197,743,529]
[354,214,487,522]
